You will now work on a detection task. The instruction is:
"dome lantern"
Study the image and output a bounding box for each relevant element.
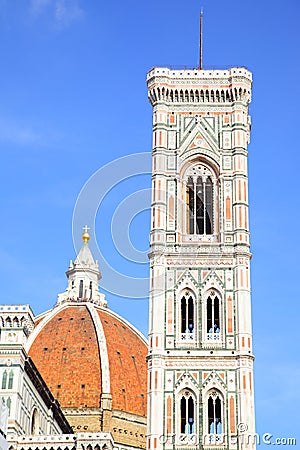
[56,226,107,307]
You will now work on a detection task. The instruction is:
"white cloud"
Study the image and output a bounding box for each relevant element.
[30,0,84,28]
[30,0,52,15]
[0,117,41,146]
[54,0,83,28]
[0,116,70,149]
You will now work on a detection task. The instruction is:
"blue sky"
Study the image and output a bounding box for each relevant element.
[0,0,299,445]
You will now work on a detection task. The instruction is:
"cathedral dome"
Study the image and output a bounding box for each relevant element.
[27,302,147,417]
[24,231,148,447]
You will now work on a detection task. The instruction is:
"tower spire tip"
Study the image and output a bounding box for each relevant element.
[199,7,203,70]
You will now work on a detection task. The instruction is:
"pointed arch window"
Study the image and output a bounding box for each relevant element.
[208,390,223,436]
[31,408,39,435]
[180,291,195,341]
[8,371,14,389]
[2,371,7,389]
[180,390,195,434]
[207,292,221,341]
[79,280,83,299]
[185,164,215,235]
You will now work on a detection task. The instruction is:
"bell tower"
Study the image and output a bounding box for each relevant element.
[146,63,255,449]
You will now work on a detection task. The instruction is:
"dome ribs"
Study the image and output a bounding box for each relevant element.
[28,303,147,419]
[29,306,102,408]
[98,309,147,417]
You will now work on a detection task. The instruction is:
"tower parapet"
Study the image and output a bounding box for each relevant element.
[147,67,252,107]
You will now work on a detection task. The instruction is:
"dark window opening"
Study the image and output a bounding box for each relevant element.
[207,295,220,339]
[181,295,194,337]
[208,393,222,434]
[187,175,214,235]
[2,371,7,389]
[180,393,195,434]
[8,371,13,389]
[6,397,11,414]
[79,280,83,298]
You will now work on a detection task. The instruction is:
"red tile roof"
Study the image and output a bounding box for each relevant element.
[98,309,147,416]
[28,304,147,417]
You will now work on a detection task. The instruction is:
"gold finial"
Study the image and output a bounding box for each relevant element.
[82,225,91,243]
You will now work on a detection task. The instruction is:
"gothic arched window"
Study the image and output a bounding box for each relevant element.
[6,397,11,414]
[180,390,195,434]
[208,390,223,435]
[185,164,215,235]
[180,291,195,341]
[1,371,7,389]
[79,280,83,299]
[8,371,14,389]
[31,408,39,435]
[207,292,221,341]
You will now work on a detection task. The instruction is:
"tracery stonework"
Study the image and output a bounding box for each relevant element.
[147,67,255,450]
